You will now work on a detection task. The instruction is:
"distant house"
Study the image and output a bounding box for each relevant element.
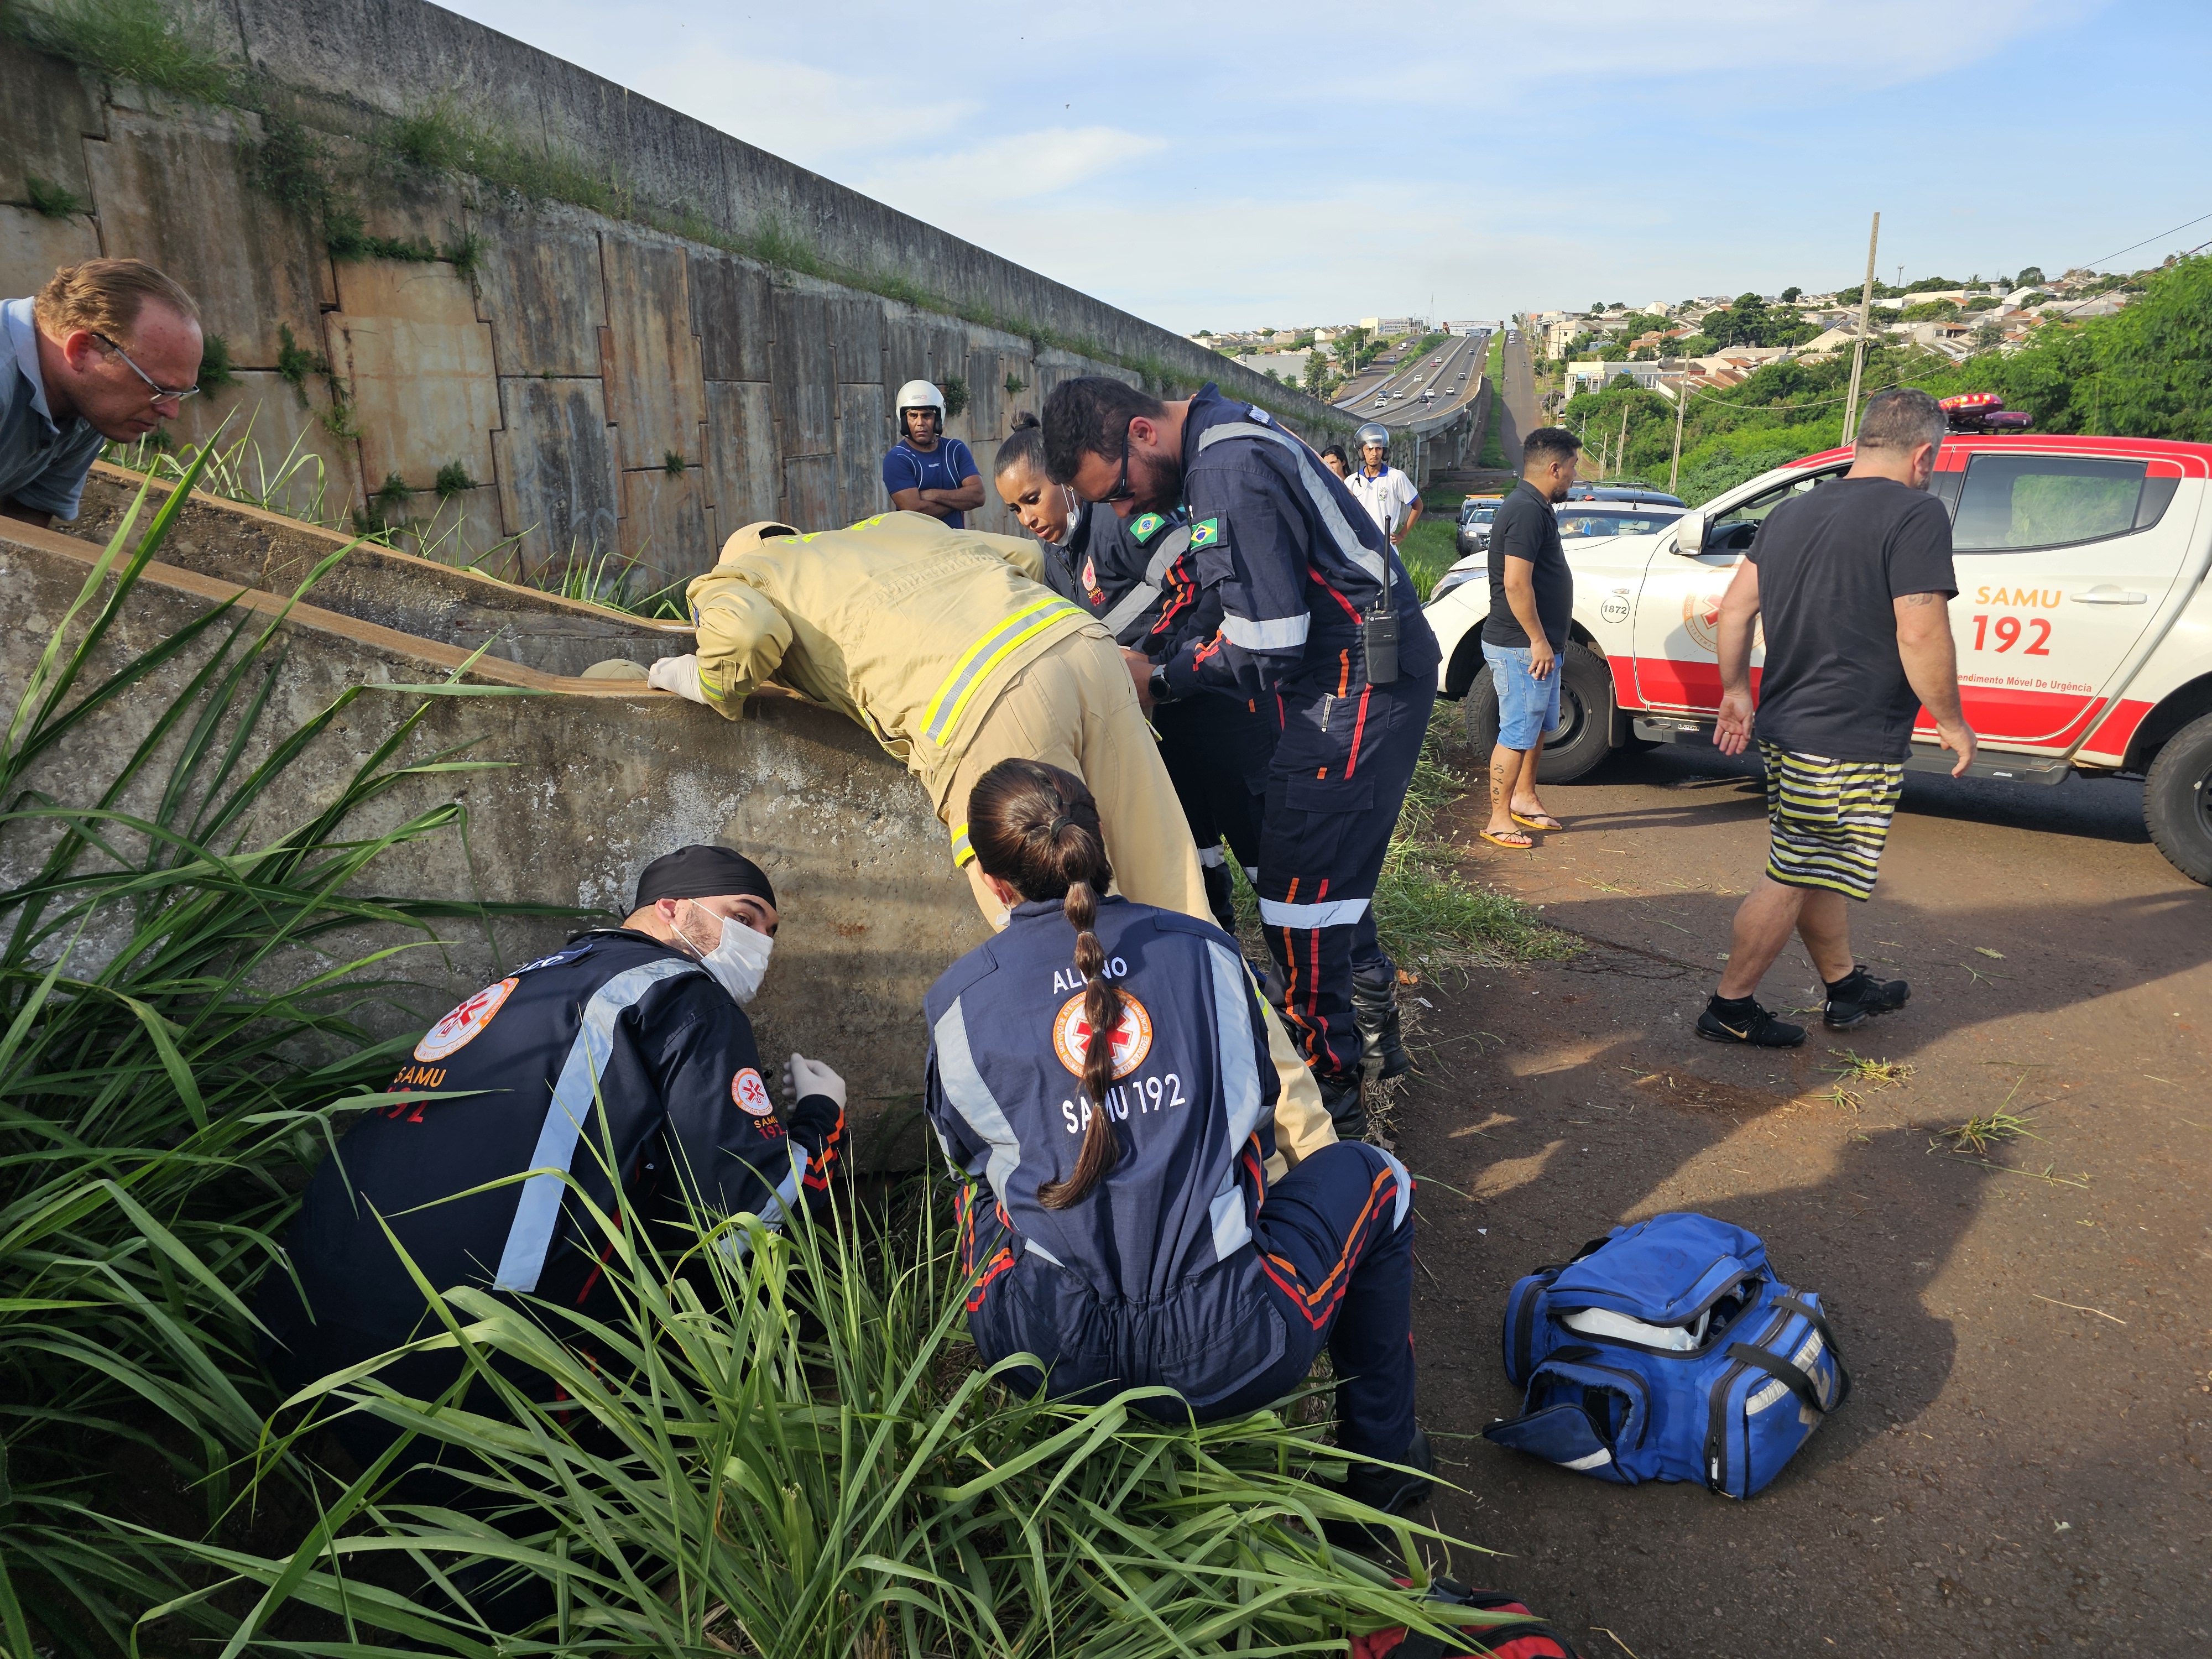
[1565,360,1665,395]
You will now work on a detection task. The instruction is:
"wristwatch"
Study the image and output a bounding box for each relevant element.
[1147,664,1176,707]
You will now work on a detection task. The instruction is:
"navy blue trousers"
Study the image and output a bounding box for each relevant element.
[1156,691,1275,930]
[1255,672,1436,1076]
[1213,1140,1418,1461]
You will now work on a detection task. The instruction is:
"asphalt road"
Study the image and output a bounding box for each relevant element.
[1382,736,2210,1657]
[1495,328,1537,470]
[1336,332,1487,422]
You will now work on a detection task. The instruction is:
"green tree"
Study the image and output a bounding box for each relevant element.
[1305,350,1333,397]
[2016,265,2045,286]
[1780,285,1802,303]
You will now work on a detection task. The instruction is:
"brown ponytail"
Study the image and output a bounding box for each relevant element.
[967,758,1122,1209]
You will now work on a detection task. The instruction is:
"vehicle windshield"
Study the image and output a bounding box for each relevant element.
[1704,469,1840,553]
[1557,509,1684,539]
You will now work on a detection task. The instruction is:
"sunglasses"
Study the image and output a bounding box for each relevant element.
[1102,425,1136,503]
[95,333,199,408]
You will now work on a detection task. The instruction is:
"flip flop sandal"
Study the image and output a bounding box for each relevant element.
[1479,829,1535,851]
[1511,812,1567,833]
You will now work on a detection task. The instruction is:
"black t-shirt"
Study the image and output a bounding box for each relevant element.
[1748,476,1958,762]
[1481,480,1572,650]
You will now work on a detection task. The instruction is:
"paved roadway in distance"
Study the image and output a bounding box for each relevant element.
[1385,735,2210,1656]
[1333,331,1487,425]
[1493,326,1538,471]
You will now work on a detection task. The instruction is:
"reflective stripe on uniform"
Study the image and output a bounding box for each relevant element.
[932,996,1025,1212]
[494,957,705,1292]
[950,821,974,867]
[1196,419,1388,589]
[1098,524,1196,638]
[1205,940,1267,1262]
[921,595,1086,746]
[1197,844,1227,868]
[1223,613,1311,650]
[1259,895,1370,929]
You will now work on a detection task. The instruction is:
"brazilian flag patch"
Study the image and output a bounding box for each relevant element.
[1129,511,1166,544]
[1188,518,1223,549]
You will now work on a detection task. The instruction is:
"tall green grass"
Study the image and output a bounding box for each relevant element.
[0,457,562,1652]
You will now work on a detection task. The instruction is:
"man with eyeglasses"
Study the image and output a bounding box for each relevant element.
[4,259,202,529]
[1040,378,1441,1139]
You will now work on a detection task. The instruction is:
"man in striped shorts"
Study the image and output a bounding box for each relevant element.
[1699,388,1977,1047]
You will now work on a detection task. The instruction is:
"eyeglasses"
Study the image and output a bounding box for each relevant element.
[1102,425,1136,504]
[95,333,199,408]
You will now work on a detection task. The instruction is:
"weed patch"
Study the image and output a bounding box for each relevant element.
[23,171,87,218]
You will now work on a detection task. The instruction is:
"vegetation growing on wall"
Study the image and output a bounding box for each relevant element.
[22,170,86,217]
[0,0,1347,431]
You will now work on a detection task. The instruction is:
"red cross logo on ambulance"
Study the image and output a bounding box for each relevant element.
[1051,990,1154,1080]
[1682,593,1762,657]
[414,977,518,1061]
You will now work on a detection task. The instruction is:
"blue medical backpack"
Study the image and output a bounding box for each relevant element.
[1482,1213,1848,1498]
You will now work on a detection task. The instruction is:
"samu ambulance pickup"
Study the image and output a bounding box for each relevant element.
[1423,427,2212,885]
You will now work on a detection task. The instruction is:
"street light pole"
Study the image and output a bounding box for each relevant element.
[1842,211,1881,447]
[1668,377,1688,494]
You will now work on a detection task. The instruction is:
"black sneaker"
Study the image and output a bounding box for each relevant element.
[1696,997,1806,1047]
[1824,967,1909,1029]
[1324,1426,1436,1553]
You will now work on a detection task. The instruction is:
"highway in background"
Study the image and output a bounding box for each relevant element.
[1494,326,1537,468]
[1332,330,1488,425]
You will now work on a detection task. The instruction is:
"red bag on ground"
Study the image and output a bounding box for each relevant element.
[1350,1577,1585,1659]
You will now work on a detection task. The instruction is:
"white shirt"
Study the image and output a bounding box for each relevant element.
[1344,464,1420,538]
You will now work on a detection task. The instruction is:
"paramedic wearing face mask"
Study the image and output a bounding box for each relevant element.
[259,843,846,1526]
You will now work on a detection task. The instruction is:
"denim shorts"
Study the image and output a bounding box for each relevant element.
[1483,640,1562,750]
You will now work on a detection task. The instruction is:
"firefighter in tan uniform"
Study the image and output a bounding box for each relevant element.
[639,512,1203,925]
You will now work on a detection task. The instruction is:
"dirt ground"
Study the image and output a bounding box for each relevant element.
[1384,734,2210,1657]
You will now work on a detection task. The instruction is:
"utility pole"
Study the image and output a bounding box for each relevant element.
[1842,211,1881,447]
[1615,401,1630,481]
[1668,378,1688,493]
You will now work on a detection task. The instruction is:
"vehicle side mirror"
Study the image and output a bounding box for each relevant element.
[1675,512,1707,555]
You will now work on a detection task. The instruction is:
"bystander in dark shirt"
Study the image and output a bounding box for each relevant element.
[1748,476,1957,762]
[1481,479,1572,650]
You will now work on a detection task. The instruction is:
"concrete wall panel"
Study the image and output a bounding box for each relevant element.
[703,380,778,540]
[834,383,888,526]
[0,41,102,204]
[169,372,366,520]
[692,253,772,383]
[770,289,833,457]
[0,204,101,300]
[493,375,622,572]
[84,109,323,368]
[394,483,508,567]
[619,463,711,586]
[782,453,836,533]
[469,201,607,378]
[326,262,499,492]
[599,231,705,473]
[830,295,885,389]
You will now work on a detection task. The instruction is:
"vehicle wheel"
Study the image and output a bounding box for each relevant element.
[1458,642,1615,784]
[2143,709,2212,885]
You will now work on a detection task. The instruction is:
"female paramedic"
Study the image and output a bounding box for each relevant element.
[921,758,1433,1527]
[993,414,1276,943]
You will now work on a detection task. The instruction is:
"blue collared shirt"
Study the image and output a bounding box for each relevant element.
[2,297,108,521]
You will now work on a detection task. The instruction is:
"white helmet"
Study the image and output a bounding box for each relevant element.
[1355,422,1391,448]
[896,379,946,416]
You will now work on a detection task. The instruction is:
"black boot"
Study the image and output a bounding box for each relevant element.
[1318,1069,1368,1140]
[1324,1426,1436,1555]
[1352,966,1413,1079]
[1202,859,1237,935]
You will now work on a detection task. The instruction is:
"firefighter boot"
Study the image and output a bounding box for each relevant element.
[1353,966,1413,1081]
[1318,1069,1369,1141]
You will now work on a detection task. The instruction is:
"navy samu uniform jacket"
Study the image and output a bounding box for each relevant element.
[263,930,843,1380]
[1154,384,1441,704]
[1037,502,1214,658]
[922,896,1297,1408]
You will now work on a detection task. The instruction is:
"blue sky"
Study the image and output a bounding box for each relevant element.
[440,0,2209,332]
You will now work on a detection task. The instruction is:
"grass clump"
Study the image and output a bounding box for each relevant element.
[23,171,87,218]
[1941,1109,2039,1154]
[1371,706,1575,967]
[1,0,236,104]
[193,330,239,398]
[434,459,477,499]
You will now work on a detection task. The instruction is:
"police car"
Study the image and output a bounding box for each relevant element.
[1423,424,2212,885]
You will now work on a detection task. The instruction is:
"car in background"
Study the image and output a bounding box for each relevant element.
[1422,432,2212,886]
[1556,503,1688,542]
[1565,482,1686,506]
[1454,495,1504,557]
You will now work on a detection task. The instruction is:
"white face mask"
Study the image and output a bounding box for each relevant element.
[679,901,774,1005]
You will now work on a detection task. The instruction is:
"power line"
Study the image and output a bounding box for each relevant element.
[2075,210,2212,273]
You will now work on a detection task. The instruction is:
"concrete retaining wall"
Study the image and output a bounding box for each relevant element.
[2,3,1344,589]
[8,478,992,1170]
